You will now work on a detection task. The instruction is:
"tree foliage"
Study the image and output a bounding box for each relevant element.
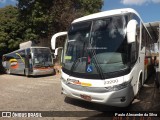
[0,6,25,54]
[17,0,53,40]
[50,0,103,47]
[0,0,103,56]
[17,0,103,46]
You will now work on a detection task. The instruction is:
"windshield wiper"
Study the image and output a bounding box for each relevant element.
[34,64,43,68]
[89,47,105,80]
[45,63,53,67]
[88,35,105,80]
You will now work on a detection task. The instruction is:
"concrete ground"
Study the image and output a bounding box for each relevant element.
[0,74,160,120]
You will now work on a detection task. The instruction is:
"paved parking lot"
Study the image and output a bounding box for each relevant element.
[0,74,160,120]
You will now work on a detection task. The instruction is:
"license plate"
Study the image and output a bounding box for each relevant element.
[80,94,92,101]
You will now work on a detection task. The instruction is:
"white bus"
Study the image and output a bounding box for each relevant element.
[2,42,54,76]
[51,8,154,107]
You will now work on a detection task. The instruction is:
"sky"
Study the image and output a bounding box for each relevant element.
[0,0,17,8]
[0,0,160,23]
[102,0,160,22]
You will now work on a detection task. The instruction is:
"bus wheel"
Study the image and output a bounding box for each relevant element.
[6,69,11,74]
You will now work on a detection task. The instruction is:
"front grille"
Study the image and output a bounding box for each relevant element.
[66,83,108,93]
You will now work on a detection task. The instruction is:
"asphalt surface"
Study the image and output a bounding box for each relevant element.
[0,74,160,120]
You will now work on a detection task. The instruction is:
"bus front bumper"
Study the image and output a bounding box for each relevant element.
[61,82,134,107]
[32,69,54,76]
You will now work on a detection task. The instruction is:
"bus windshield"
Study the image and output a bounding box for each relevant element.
[32,48,53,68]
[63,15,130,76]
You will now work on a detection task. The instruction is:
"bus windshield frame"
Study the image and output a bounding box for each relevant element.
[62,14,132,79]
[31,48,53,68]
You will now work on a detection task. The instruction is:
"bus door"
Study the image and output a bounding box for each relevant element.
[25,48,33,75]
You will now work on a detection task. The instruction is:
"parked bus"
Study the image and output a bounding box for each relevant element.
[2,44,54,76]
[51,8,154,107]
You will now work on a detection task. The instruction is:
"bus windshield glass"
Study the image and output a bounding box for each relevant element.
[32,48,52,67]
[63,15,129,75]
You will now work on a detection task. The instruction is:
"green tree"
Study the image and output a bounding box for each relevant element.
[0,6,25,55]
[49,0,103,47]
[17,0,103,46]
[17,0,53,40]
[0,0,103,72]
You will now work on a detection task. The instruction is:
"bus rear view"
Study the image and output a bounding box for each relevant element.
[51,8,154,107]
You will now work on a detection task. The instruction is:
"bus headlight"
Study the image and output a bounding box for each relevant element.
[105,77,133,92]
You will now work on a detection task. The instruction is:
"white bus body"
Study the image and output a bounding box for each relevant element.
[51,8,154,107]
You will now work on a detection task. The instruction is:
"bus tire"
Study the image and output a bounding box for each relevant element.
[6,69,11,74]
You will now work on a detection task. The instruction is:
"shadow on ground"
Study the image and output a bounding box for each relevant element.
[1,73,56,78]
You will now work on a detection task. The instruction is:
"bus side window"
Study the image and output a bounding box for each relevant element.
[17,50,25,61]
[26,48,30,55]
[25,48,31,58]
[141,24,146,50]
[130,14,140,63]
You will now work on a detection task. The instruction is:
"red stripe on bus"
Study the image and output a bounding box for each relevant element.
[33,67,53,70]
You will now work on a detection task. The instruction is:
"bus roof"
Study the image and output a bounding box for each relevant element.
[72,8,141,23]
[3,47,50,56]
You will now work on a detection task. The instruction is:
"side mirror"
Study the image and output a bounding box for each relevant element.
[51,32,67,50]
[54,47,63,56]
[53,47,64,64]
[127,20,138,43]
[51,53,56,60]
